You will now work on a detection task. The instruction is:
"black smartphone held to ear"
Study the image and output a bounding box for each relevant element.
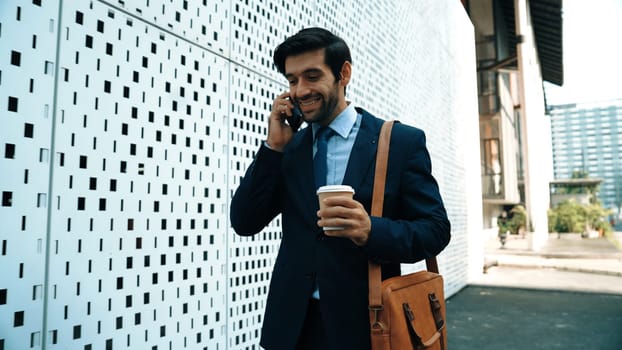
[286,98,303,131]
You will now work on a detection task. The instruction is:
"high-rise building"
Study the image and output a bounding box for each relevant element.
[549,99,622,217]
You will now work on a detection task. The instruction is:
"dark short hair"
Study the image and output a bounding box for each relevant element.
[273,27,352,82]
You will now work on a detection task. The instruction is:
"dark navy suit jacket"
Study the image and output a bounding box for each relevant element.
[230,108,451,350]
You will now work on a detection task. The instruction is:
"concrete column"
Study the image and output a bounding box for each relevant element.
[514,0,551,250]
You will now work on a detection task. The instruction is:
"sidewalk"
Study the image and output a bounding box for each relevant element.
[472,231,622,294]
[484,232,622,277]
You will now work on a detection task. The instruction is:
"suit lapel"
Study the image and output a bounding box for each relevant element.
[342,110,383,192]
[283,127,319,226]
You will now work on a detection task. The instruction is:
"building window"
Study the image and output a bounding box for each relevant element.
[482,138,503,197]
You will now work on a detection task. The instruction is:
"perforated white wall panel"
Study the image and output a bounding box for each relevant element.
[0,1,478,349]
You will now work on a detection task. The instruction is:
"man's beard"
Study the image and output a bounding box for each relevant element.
[303,83,340,125]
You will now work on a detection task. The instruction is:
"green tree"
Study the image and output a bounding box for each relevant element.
[548,199,585,233]
[585,203,613,233]
[548,199,613,234]
[571,169,589,179]
[554,170,600,202]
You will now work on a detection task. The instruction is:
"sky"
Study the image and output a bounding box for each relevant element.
[543,0,622,106]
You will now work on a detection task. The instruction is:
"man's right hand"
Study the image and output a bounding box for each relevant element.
[266,92,299,152]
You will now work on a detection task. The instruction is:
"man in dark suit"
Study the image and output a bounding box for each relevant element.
[230,27,450,350]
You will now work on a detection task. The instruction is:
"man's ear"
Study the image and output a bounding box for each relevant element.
[339,61,352,87]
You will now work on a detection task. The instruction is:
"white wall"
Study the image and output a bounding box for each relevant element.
[0,1,479,349]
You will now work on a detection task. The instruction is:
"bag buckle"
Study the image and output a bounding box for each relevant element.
[369,305,385,330]
[428,293,445,330]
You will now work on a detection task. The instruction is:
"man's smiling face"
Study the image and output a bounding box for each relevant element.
[285,49,349,127]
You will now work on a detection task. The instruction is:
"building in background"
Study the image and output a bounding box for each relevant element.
[549,99,622,219]
[0,1,480,349]
[466,0,563,249]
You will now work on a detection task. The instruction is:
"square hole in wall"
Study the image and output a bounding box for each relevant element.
[14,311,24,327]
[2,192,12,207]
[11,51,21,66]
[73,325,81,339]
[8,97,18,112]
[79,156,87,168]
[24,123,34,138]
[75,11,83,25]
[77,197,85,210]
[4,144,15,159]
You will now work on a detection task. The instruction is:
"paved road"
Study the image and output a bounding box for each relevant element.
[446,232,622,349]
[447,284,622,350]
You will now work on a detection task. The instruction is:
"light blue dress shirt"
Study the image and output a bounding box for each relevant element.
[311,103,361,299]
[312,103,362,188]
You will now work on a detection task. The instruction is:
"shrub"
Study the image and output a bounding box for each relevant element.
[508,205,527,235]
[548,199,612,233]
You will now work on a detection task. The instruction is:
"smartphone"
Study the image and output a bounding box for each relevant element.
[286,98,303,131]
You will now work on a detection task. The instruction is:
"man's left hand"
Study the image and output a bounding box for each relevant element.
[317,197,371,246]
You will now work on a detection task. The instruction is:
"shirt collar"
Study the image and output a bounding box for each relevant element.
[312,103,357,139]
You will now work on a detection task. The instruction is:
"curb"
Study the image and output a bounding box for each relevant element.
[485,258,622,277]
[489,250,622,259]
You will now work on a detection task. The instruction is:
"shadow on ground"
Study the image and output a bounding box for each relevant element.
[446,285,622,350]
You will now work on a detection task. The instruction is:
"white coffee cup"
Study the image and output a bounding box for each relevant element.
[316,185,355,230]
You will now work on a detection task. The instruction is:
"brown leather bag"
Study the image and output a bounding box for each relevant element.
[368,120,447,350]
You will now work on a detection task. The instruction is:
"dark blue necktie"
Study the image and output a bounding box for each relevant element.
[313,126,332,299]
[314,127,332,189]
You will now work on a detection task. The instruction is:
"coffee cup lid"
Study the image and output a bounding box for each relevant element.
[316,185,355,194]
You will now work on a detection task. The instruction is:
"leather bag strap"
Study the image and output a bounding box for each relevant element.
[368,121,439,333]
[368,121,394,311]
